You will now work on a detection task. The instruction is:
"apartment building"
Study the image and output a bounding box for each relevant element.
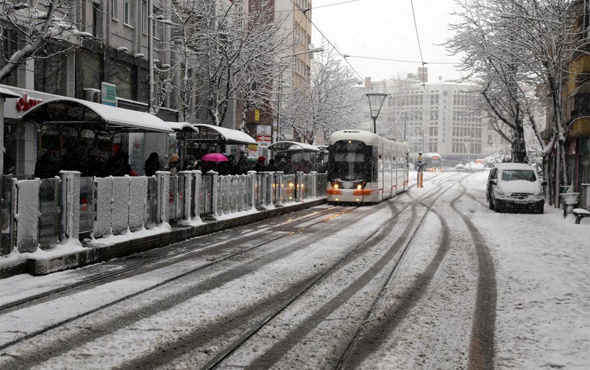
[365,71,510,166]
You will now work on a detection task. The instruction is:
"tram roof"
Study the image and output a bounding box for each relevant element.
[329,130,384,145]
[268,141,321,153]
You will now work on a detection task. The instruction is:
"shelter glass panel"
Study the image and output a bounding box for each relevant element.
[79,177,94,236]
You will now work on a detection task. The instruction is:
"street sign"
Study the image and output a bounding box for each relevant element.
[257,135,271,142]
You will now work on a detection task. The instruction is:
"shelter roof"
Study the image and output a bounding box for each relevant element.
[186,123,256,145]
[166,122,198,132]
[21,97,174,133]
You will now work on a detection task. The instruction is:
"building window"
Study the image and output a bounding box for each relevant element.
[35,44,68,96]
[111,0,118,20]
[154,6,164,40]
[123,0,130,25]
[75,52,103,99]
[142,0,148,34]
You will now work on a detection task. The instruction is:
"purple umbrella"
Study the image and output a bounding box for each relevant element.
[201,153,229,162]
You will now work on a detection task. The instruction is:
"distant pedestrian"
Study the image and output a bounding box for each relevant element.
[266,159,278,172]
[34,146,61,178]
[105,150,133,176]
[253,156,266,172]
[167,154,180,176]
[144,152,160,176]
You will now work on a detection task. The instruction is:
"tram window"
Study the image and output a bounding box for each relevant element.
[334,152,365,162]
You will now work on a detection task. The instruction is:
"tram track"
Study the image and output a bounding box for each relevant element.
[0,178,450,369]
[0,205,369,357]
[336,176,496,370]
[197,177,463,369]
[335,176,464,369]
[0,173,497,370]
[0,206,349,312]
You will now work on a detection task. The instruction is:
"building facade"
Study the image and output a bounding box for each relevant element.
[365,72,510,166]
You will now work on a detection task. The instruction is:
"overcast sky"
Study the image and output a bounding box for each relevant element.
[310,0,464,83]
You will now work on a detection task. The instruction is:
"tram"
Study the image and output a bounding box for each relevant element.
[423,152,443,172]
[327,130,409,204]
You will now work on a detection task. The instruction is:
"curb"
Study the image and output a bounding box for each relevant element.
[1,199,326,278]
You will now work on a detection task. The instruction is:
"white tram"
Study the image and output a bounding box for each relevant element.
[327,130,410,204]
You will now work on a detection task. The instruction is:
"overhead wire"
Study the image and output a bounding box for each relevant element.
[288,0,365,83]
[287,0,457,85]
[409,0,429,91]
[341,55,457,65]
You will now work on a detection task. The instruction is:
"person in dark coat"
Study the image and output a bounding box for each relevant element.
[253,156,266,172]
[34,147,61,178]
[235,154,249,175]
[105,150,133,176]
[266,158,278,172]
[144,152,160,176]
[87,149,105,177]
[61,142,89,176]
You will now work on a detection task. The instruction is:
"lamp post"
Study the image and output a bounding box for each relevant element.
[276,47,324,142]
[365,92,388,134]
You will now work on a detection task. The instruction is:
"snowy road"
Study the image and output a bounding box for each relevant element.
[0,171,588,369]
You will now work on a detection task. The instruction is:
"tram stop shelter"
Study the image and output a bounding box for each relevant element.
[19,97,193,176]
[173,123,257,163]
[268,141,323,171]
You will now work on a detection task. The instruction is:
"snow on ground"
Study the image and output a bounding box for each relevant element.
[459,171,589,369]
[0,171,588,369]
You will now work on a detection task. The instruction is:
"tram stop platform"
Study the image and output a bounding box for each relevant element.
[0,199,326,279]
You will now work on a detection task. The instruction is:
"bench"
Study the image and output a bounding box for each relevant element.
[573,208,590,224]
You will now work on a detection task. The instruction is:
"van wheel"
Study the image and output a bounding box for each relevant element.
[495,200,503,213]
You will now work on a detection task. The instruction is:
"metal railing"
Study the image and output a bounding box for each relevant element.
[0,170,327,255]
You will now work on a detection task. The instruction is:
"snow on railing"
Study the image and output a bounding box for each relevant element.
[0,171,326,255]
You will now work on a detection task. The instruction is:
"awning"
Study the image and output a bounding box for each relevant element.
[268,141,320,153]
[186,123,257,145]
[165,122,199,132]
[21,97,174,133]
[0,87,20,99]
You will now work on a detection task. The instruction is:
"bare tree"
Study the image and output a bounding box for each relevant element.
[0,0,89,83]
[282,48,364,144]
[447,0,588,204]
[163,0,292,127]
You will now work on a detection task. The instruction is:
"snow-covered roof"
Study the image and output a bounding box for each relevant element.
[189,123,256,145]
[21,97,174,133]
[0,87,20,99]
[268,141,321,153]
[164,122,198,132]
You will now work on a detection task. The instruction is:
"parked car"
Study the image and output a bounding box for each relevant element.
[486,163,545,213]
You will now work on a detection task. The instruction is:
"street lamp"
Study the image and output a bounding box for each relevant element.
[276,46,324,142]
[365,93,388,134]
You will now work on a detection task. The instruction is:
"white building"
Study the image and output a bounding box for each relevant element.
[365,72,510,166]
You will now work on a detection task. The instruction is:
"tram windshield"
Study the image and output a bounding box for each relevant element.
[328,141,373,181]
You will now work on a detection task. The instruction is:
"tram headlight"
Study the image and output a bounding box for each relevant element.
[354,181,367,189]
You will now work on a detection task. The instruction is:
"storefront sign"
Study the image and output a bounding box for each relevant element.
[15,94,43,112]
[101,82,117,106]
